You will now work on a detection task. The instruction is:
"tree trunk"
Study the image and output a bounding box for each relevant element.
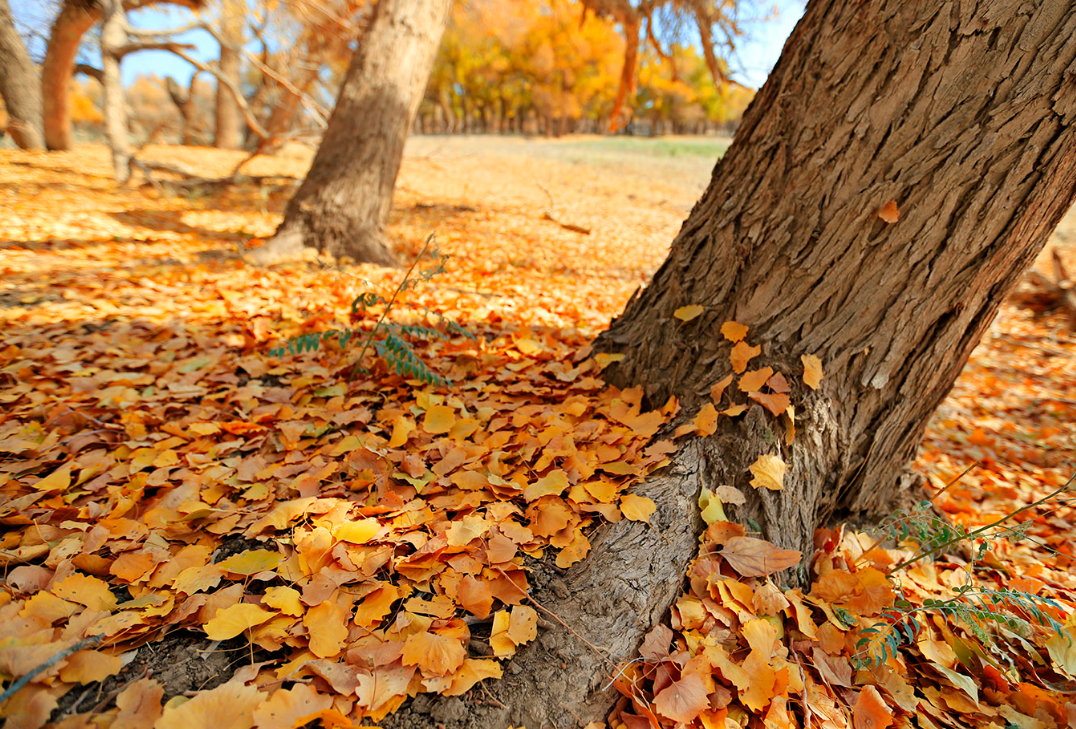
[248,0,451,266]
[385,1,1076,727]
[43,0,102,150]
[166,75,198,145]
[214,44,242,149]
[0,0,45,150]
[100,0,130,182]
[608,14,639,132]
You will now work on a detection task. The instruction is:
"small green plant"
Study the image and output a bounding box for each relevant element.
[269,234,473,386]
[853,471,1075,669]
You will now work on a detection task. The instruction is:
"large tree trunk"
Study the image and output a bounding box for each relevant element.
[0,0,45,150]
[42,0,102,151]
[386,1,1076,728]
[247,0,451,266]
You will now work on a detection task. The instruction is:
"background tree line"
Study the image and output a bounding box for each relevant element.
[0,0,755,151]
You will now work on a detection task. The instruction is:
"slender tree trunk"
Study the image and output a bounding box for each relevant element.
[386,1,1076,727]
[214,45,242,149]
[608,14,639,132]
[248,0,451,266]
[43,0,102,150]
[0,0,45,150]
[165,75,197,145]
[100,0,130,182]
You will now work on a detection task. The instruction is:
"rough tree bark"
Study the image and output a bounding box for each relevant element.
[246,0,452,266]
[0,0,45,150]
[385,1,1076,728]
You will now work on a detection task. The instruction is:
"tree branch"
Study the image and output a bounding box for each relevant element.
[74,63,103,82]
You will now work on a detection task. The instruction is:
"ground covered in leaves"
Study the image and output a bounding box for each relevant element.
[1,138,1075,729]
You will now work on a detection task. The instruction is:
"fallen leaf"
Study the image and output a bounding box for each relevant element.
[801,354,823,390]
[621,494,657,522]
[252,683,333,729]
[402,631,466,676]
[721,536,801,577]
[878,200,899,224]
[730,341,761,374]
[709,373,734,404]
[304,599,349,658]
[155,680,262,729]
[112,678,163,729]
[693,403,718,436]
[738,367,773,393]
[423,405,456,434]
[333,519,381,544]
[674,305,705,322]
[720,321,749,342]
[654,673,709,723]
[853,685,894,729]
[204,603,275,640]
[749,454,786,491]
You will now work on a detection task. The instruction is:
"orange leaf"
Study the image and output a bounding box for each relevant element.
[749,454,786,491]
[303,599,349,658]
[423,405,456,435]
[252,684,333,729]
[654,673,709,723]
[877,200,899,224]
[113,678,163,729]
[853,685,894,729]
[402,630,466,676]
[801,354,823,390]
[693,403,719,436]
[721,536,801,577]
[457,575,493,619]
[720,321,749,342]
[740,649,777,711]
[749,391,791,416]
[730,342,761,374]
[155,680,262,729]
[710,373,734,404]
[738,367,773,393]
[621,493,656,522]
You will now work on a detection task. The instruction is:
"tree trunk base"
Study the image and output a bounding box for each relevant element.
[244,229,311,266]
[384,440,709,729]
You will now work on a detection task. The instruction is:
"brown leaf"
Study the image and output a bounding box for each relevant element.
[721,536,801,577]
[653,673,709,723]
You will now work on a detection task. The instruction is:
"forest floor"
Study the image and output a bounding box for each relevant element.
[1,137,1075,729]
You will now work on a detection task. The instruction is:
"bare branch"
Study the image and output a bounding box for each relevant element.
[75,63,103,82]
[242,49,328,127]
[160,44,269,140]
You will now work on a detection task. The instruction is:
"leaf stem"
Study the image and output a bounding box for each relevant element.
[348,234,436,382]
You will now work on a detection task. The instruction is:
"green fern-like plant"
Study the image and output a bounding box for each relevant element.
[268,234,472,385]
[852,471,1075,669]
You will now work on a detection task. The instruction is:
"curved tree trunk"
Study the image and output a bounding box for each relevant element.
[387,0,1076,727]
[43,0,102,151]
[100,0,130,182]
[607,14,639,133]
[0,0,45,150]
[247,0,451,266]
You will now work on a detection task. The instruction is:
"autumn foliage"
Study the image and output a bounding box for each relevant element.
[1,143,1075,729]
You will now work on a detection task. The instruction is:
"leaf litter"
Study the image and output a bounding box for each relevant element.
[0,143,1075,729]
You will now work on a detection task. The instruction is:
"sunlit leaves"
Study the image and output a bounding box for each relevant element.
[673,304,704,322]
[749,454,786,491]
[203,604,275,640]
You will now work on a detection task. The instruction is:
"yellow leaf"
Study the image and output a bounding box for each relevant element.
[507,605,539,647]
[262,587,304,617]
[113,678,163,729]
[203,604,275,640]
[720,321,749,342]
[189,422,221,436]
[155,680,262,729]
[442,658,503,696]
[423,405,456,435]
[693,403,718,437]
[802,354,823,390]
[333,519,381,544]
[50,573,117,611]
[556,530,590,568]
[354,584,399,627]
[621,494,656,522]
[674,305,704,322]
[304,599,349,658]
[490,610,515,657]
[697,488,727,525]
[446,514,490,546]
[523,470,569,501]
[730,341,761,374]
[749,454,786,491]
[457,575,493,619]
[59,650,124,684]
[516,337,542,354]
[401,631,466,676]
[33,463,73,492]
[387,415,415,448]
[217,549,282,576]
[710,373,734,404]
[594,353,625,368]
[252,684,333,729]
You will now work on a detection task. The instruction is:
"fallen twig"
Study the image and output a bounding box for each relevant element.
[0,635,102,705]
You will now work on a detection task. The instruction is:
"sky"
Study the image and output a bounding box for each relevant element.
[9,0,803,91]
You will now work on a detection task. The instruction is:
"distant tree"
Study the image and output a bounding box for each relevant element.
[0,0,45,149]
[248,0,452,266]
[213,0,243,148]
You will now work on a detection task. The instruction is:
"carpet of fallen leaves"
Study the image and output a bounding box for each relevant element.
[1,139,1075,729]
